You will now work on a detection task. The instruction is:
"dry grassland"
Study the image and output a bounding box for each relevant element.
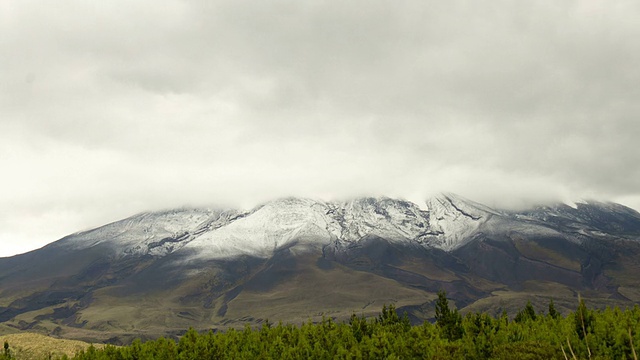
[0,332,105,360]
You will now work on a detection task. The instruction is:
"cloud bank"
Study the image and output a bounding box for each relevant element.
[1,0,639,256]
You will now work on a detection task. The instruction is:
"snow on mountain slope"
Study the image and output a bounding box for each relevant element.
[180,197,375,259]
[509,200,640,238]
[59,208,220,257]
[329,197,431,243]
[182,195,494,260]
[52,194,517,260]
[185,198,335,259]
[423,193,496,250]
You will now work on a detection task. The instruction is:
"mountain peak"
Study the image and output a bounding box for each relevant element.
[43,194,640,263]
[51,195,501,261]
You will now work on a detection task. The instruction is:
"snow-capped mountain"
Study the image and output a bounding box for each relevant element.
[55,194,506,260]
[1,193,640,344]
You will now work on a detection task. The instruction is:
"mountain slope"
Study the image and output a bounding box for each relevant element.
[1,194,639,343]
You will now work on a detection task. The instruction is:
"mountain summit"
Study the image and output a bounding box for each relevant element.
[53,194,500,259]
[1,194,640,343]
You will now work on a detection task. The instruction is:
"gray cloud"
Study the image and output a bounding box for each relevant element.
[1,0,639,256]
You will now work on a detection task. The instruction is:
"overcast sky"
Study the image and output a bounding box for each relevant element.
[1,1,639,257]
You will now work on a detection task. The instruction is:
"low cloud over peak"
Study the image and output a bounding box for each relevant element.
[1,0,639,256]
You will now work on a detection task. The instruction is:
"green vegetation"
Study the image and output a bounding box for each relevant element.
[434,289,463,341]
[4,292,640,359]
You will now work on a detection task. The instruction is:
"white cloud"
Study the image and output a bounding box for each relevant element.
[1,0,639,256]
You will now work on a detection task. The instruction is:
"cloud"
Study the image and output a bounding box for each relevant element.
[1,0,639,256]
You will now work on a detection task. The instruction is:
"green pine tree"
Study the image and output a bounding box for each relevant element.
[434,290,463,341]
[548,298,560,319]
[514,301,537,323]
